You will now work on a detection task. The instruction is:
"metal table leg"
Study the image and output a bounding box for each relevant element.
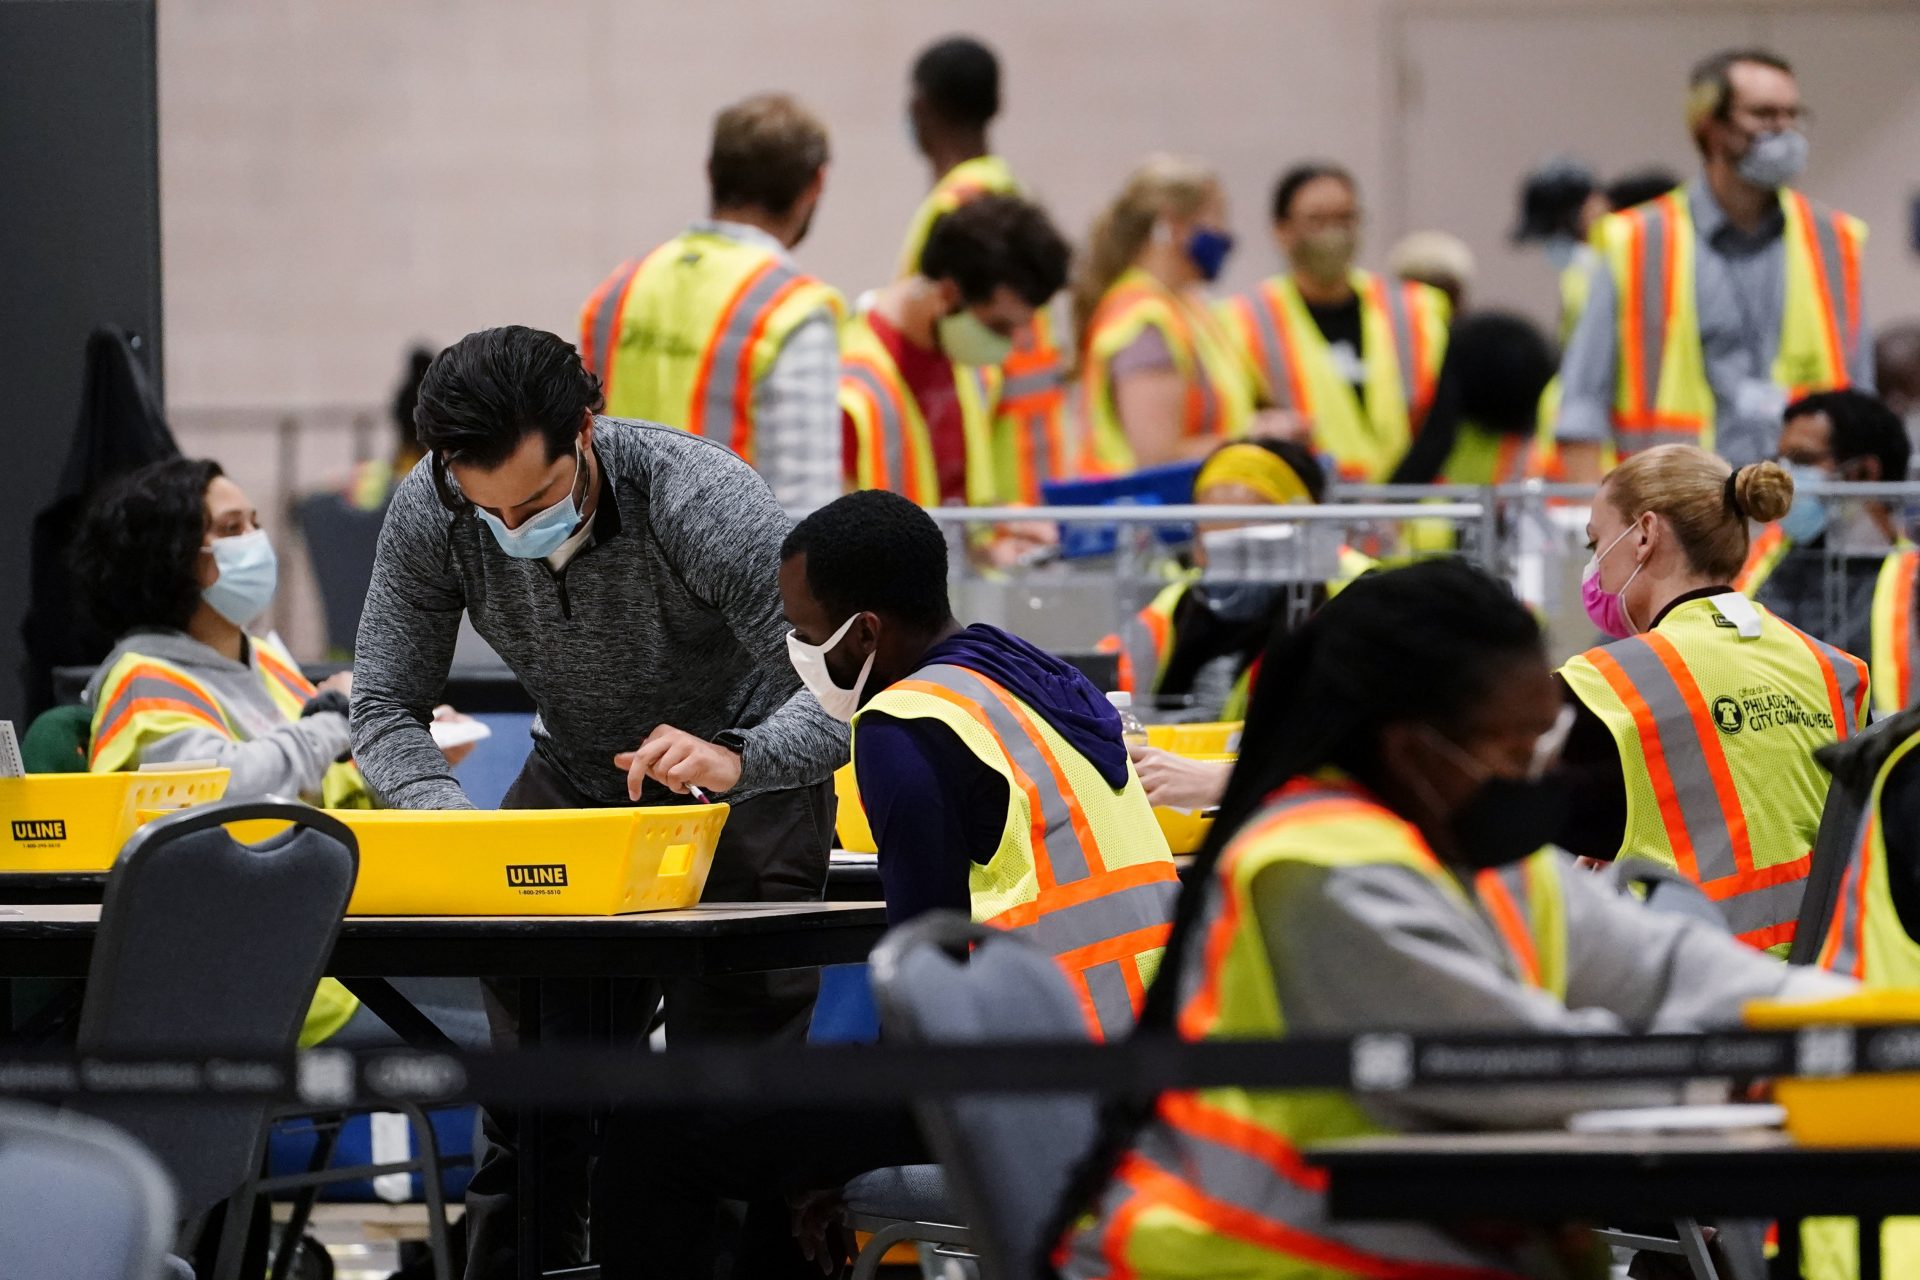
[519,977,542,1280]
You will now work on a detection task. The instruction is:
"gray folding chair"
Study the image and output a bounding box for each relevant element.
[867,913,1107,1280]
[73,799,360,1280]
[0,1100,179,1280]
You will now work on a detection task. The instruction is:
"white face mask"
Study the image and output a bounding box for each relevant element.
[786,613,875,723]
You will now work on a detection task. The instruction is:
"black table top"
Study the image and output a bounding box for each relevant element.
[1309,1130,1920,1220]
[0,900,889,979]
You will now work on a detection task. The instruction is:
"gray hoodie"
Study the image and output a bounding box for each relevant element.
[349,418,847,810]
[83,629,346,803]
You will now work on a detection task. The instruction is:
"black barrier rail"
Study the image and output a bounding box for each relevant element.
[6,1023,1920,1108]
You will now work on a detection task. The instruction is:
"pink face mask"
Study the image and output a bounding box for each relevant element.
[1581,525,1644,639]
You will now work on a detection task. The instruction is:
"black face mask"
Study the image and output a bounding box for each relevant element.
[1412,727,1571,870]
[1447,770,1572,870]
[1192,581,1284,625]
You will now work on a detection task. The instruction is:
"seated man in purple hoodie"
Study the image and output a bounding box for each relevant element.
[780,489,1179,1038]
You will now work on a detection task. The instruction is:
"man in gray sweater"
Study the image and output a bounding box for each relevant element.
[350,325,847,1277]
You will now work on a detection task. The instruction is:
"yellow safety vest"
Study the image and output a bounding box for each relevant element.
[1560,594,1867,954]
[579,230,844,463]
[1064,774,1564,1280]
[1594,187,1866,457]
[1081,268,1256,475]
[1871,549,1920,716]
[86,635,369,1044]
[1436,422,1533,487]
[1220,272,1450,482]
[854,662,1180,1040]
[839,311,1003,506]
[1806,725,1920,1280]
[895,155,1069,505]
[1098,552,1376,715]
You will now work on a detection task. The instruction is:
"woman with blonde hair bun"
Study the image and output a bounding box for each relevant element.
[1074,155,1258,472]
[1556,444,1869,955]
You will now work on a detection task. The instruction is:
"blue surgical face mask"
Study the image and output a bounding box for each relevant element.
[1543,235,1581,272]
[202,528,279,628]
[1737,128,1808,190]
[1186,227,1235,283]
[476,442,587,560]
[1778,460,1831,544]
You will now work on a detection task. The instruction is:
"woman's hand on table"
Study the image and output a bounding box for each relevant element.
[1128,745,1231,811]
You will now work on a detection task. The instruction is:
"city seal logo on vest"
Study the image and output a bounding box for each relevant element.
[10,819,66,845]
[1713,697,1745,734]
[505,864,568,892]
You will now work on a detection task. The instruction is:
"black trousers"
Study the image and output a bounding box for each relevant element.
[462,750,834,1280]
[592,1104,930,1280]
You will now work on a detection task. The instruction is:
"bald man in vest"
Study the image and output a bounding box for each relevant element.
[1556,48,1872,481]
[580,93,843,510]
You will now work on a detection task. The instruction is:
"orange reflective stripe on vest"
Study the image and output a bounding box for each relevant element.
[1097,600,1176,696]
[887,665,1180,1037]
[842,357,926,502]
[580,246,665,403]
[1374,275,1437,428]
[1474,867,1541,987]
[1582,633,1837,950]
[1875,550,1920,715]
[1735,524,1790,595]
[254,644,317,707]
[1785,189,1860,396]
[1817,811,1875,979]
[1102,287,1222,440]
[687,258,812,460]
[1113,1128,1528,1280]
[1616,193,1707,445]
[89,665,229,766]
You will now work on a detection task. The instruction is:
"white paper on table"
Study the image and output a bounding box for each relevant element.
[1567,1104,1785,1135]
[430,719,492,750]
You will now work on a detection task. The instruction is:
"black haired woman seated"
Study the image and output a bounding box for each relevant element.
[1054,557,1850,1280]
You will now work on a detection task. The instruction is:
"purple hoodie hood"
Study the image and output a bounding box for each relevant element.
[916,624,1130,789]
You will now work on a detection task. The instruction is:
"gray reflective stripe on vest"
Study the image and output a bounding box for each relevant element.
[844,362,907,491]
[1243,293,1293,410]
[94,674,228,738]
[1618,428,1702,451]
[1715,864,1808,940]
[1193,355,1222,435]
[1631,201,1673,419]
[698,262,802,439]
[1081,961,1137,1037]
[1129,1123,1505,1272]
[1379,279,1419,408]
[1118,615,1165,695]
[1806,205,1855,356]
[589,260,641,384]
[1174,787,1338,1007]
[999,365,1063,403]
[911,664,1093,881]
[905,664,1180,959]
[1600,638,1742,882]
[1791,625,1866,737]
[1822,827,1869,975]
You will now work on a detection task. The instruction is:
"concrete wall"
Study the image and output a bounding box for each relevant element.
[154,0,1920,654]
[158,0,1920,414]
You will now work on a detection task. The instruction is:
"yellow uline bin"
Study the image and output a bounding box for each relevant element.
[1145,721,1244,756]
[1745,990,1920,1146]
[0,769,231,871]
[325,806,728,916]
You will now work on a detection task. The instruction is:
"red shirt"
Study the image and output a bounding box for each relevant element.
[842,312,969,504]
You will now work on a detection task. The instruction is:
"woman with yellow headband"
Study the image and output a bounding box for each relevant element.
[1100,442,1372,802]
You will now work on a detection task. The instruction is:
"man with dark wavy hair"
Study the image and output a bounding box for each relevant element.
[351,323,846,1277]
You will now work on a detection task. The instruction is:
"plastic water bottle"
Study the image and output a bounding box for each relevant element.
[1108,690,1150,747]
